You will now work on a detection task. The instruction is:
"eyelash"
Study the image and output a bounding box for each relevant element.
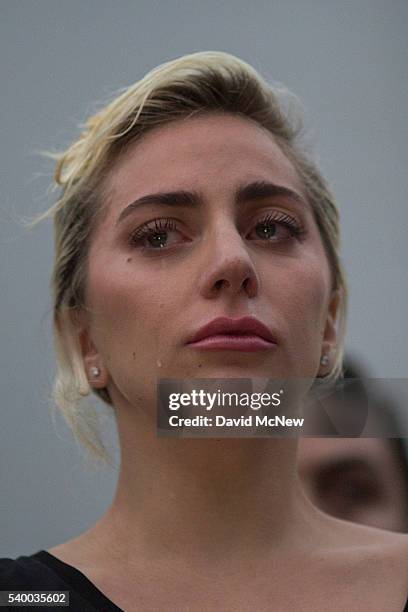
[128,212,306,249]
[254,212,306,241]
[129,218,178,249]
[130,218,177,239]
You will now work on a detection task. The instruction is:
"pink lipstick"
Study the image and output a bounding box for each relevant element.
[186,316,278,352]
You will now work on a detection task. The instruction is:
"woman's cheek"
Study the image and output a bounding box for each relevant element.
[89,268,174,368]
[282,262,331,374]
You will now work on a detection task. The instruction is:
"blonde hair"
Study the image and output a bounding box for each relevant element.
[38,51,347,463]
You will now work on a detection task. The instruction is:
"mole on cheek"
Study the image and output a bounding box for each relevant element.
[132,352,136,360]
[127,257,132,263]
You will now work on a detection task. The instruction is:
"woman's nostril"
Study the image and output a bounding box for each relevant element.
[212,275,253,295]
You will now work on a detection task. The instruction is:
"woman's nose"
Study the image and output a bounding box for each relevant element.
[197,224,260,300]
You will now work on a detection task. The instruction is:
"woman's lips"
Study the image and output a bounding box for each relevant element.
[185,316,278,352]
[186,334,277,352]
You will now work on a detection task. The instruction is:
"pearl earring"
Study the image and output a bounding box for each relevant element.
[320,355,329,366]
[89,366,101,378]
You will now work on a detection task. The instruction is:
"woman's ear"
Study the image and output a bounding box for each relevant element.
[319,289,342,373]
[76,310,109,389]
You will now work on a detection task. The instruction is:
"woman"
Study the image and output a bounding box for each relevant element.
[1,51,407,611]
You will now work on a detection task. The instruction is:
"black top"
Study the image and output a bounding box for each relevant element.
[0,550,407,611]
[0,551,122,611]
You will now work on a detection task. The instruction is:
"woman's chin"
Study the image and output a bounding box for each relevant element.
[178,365,264,378]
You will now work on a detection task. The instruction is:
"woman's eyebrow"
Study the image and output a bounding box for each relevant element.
[116,180,307,225]
[236,180,305,208]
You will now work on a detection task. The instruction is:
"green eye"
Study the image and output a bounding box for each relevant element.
[255,223,278,239]
[249,212,305,242]
[130,218,184,250]
[146,231,169,248]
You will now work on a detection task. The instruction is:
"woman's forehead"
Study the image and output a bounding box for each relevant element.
[104,113,306,213]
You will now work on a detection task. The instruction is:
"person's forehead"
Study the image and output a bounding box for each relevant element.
[104,113,305,208]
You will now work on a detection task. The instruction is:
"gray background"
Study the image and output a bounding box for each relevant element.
[1,1,407,557]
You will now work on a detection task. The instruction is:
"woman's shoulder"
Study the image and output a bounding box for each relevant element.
[327,514,408,555]
[317,514,408,601]
[348,524,408,580]
[317,509,408,562]
[0,552,52,589]
[0,550,122,611]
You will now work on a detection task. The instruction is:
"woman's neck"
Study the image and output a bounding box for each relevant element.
[95,423,319,566]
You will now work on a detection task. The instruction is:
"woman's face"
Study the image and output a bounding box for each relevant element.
[81,114,339,410]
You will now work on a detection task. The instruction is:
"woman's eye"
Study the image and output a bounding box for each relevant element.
[253,222,284,240]
[129,213,305,251]
[248,213,304,242]
[143,229,177,249]
[129,219,185,250]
